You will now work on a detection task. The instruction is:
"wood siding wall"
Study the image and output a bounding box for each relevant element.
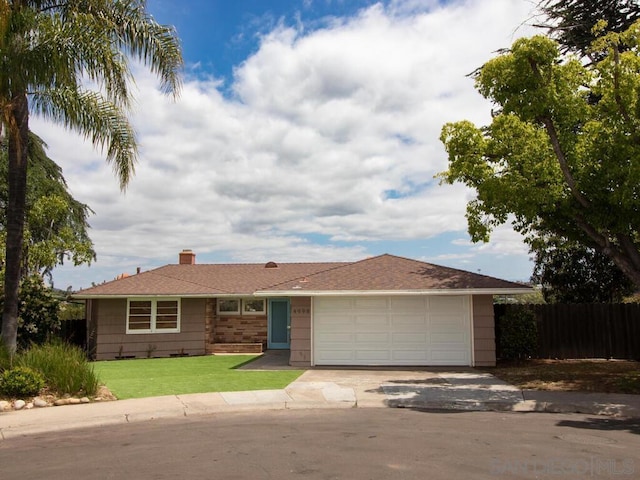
[473,295,496,367]
[290,297,312,367]
[94,298,206,360]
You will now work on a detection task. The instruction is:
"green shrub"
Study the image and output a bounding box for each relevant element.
[0,366,45,397]
[498,307,538,360]
[0,340,13,372]
[0,275,61,349]
[18,341,99,396]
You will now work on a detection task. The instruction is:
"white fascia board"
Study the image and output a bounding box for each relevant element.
[256,288,533,297]
[72,293,239,300]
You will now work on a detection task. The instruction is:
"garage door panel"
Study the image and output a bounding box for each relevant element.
[354,297,388,309]
[355,315,388,326]
[314,297,352,312]
[317,350,354,362]
[316,314,353,326]
[391,314,426,326]
[390,297,426,310]
[316,332,354,343]
[314,295,471,366]
[355,332,389,343]
[392,332,427,344]
[355,350,390,361]
[392,350,428,361]
[429,296,466,313]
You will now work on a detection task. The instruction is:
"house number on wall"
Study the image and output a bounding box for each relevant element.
[292,308,310,315]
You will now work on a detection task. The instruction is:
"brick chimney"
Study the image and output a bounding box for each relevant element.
[179,249,196,265]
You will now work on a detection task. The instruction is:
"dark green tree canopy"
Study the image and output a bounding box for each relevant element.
[440,22,640,287]
[537,0,640,58]
[531,237,635,303]
[0,132,95,278]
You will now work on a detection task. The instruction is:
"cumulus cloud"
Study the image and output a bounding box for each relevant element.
[34,0,537,288]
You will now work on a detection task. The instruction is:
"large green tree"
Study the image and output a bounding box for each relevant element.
[1,132,95,279]
[439,22,640,288]
[0,1,182,352]
[531,237,635,303]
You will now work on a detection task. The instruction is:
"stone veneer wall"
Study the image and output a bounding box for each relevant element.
[289,297,312,367]
[472,295,496,367]
[213,314,267,346]
[204,298,215,353]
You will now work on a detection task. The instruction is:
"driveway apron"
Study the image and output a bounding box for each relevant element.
[287,368,523,409]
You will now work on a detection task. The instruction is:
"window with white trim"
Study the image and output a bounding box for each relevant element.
[216,298,266,315]
[127,299,180,334]
[217,299,240,315]
[242,299,265,314]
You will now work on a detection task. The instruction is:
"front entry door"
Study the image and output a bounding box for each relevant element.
[268,299,290,349]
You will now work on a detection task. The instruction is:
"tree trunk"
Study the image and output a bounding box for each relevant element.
[1,93,29,353]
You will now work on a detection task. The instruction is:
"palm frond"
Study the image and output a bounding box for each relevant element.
[31,88,138,189]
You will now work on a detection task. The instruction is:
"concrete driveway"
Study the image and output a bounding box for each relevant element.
[287,367,523,409]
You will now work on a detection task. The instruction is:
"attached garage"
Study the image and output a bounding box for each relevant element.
[313,295,472,366]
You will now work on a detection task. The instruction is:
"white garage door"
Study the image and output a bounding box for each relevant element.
[313,296,471,366]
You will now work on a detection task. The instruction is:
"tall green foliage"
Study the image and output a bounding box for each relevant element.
[531,237,635,303]
[18,341,99,396]
[440,22,640,288]
[0,132,96,279]
[0,274,60,349]
[0,0,183,352]
[498,308,538,360]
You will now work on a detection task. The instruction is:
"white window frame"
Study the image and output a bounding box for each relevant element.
[242,298,266,315]
[216,298,266,315]
[126,298,181,334]
[217,298,241,315]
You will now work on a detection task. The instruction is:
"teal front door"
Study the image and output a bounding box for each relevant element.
[268,299,290,349]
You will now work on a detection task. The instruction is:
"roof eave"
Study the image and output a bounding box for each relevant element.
[72,293,241,300]
[256,288,533,297]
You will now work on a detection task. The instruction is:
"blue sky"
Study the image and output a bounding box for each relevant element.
[38,0,538,289]
[149,0,380,83]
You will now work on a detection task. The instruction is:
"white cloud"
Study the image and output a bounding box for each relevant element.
[31,0,537,288]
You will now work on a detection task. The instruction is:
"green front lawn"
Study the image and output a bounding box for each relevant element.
[93,355,304,400]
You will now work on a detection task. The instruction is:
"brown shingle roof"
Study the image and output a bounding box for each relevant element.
[261,254,528,292]
[75,261,349,296]
[74,254,529,297]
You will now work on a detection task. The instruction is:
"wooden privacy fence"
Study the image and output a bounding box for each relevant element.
[495,304,640,360]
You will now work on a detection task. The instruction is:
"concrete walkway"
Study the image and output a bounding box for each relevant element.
[1,366,639,440]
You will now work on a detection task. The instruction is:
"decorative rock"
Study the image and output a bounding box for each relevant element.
[13,400,26,410]
[80,397,90,404]
[0,400,10,411]
[25,402,34,409]
[54,398,71,406]
[33,398,48,408]
[69,398,82,405]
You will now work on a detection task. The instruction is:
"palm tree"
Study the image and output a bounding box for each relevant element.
[0,0,182,352]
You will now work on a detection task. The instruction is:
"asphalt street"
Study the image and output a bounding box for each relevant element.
[1,408,639,480]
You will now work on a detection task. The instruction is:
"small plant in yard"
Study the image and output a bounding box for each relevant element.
[0,366,45,397]
[146,344,157,358]
[18,341,99,397]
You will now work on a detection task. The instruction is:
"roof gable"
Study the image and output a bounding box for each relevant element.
[260,254,527,292]
[74,254,529,297]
